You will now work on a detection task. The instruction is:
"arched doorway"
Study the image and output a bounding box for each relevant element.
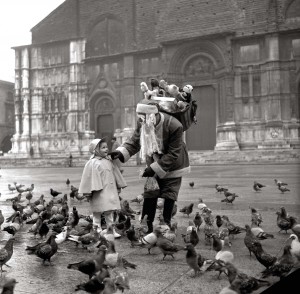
[186,85,216,150]
[96,114,114,150]
[1,135,12,153]
[90,96,115,150]
[168,41,226,151]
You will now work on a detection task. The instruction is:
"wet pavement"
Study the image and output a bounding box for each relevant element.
[0,164,299,294]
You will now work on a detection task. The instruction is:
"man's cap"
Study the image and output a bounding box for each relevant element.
[89,138,107,154]
[136,99,159,114]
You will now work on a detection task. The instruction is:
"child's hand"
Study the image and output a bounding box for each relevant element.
[84,194,92,201]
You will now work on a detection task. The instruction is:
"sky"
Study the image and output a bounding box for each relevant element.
[0,0,65,83]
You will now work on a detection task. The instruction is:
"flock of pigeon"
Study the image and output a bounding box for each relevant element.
[0,176,299,294]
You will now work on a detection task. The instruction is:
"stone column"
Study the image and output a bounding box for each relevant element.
[119,55,137,164]
[215,76,240,150]
[21,48,30,136]
[258,34,290,149]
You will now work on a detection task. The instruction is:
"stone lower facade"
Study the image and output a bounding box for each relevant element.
[8,0,300,160]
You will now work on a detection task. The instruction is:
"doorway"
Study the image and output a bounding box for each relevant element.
[186,85,216,150]
[96,114,114,150]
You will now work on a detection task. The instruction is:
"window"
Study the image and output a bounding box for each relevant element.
[241,75,249,97]
[86,17,125,57]
[292,39,300,57]
[240,44,260,63]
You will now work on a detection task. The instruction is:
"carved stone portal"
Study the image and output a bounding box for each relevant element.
[184,55,215,78]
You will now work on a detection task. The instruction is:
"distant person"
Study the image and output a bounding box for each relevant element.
[29,146,34,157]
[69,153,73,167]
[78,137,126,237]
[111,137,124,174]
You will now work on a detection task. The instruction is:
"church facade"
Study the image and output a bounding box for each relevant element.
[11,0,300,158]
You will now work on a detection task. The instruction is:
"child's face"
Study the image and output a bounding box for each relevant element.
[96,142,109,157]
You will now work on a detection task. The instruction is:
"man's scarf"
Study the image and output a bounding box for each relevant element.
[138,113,163,161]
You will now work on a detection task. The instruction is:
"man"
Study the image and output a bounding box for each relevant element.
[109,99,190,233]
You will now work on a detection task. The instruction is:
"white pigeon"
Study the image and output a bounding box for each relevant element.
[55,226,69,244]
[215,250,234,263]
[289,234,300,261]
[197,198,207,211]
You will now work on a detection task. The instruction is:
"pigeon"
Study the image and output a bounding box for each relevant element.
[55,226,70,245]
[206,251,235,279]
[50,188,62,198]
[74,268,108,293]
[244,224,260,258]
[153,197,163,210]
[38,220,50,239]
[1,278,18,294]
[182,227,199,247]
[251,241,277,269]
[225,262,270,293]
[179,203,194,217]
[276,209,293,233]
[104,241,137,269]
[3,212,22,236]
[215,215,223,232]
[197,198,207,211]
[224,190,235,198]
[215,185,228,193]
[26,184,35,192]
[67,245,107,279]
[222,215,245,238]
[5,194,22,203]
[253,181,265,192]
[261,244,296,279]
[66,178,70,186]
[212,233,224,253]
[7,184,16,193]
[111,268,130,292]
[250,207,263,227]
[115,216,131,235]
[163,222,178,243]
[67,206,80,228]
[193,212,202,232]
[126,225,140,246]
[120,199,136,218]
[221,194,239,204]
[251,226,274,240]
[26,234,58,265]
[13,182,24,189]
[25,191,33,203]
[130,193,144,204]
[189,181,194,188]
[155,228,185,260]
[289,234,300,261]
[290,217,300,239]
[203,208,216,245]
[278,185,290,193]
[0,238,15,272]
[68,226,100,248]
[184,244,208,277]
[274,179,288,187]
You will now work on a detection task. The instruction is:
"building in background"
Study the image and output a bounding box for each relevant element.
[0,80,14,154]
[10,0,300,159]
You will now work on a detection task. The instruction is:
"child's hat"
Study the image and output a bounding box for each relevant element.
[136,99,159,114]
[89,138,106,154]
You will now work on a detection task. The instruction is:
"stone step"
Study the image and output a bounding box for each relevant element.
[0,149,299,167]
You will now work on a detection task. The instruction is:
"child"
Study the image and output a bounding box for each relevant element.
[78,138,127,238]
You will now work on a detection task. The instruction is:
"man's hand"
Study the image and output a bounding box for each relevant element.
[142,166,155,177]
[108,151,123,161]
